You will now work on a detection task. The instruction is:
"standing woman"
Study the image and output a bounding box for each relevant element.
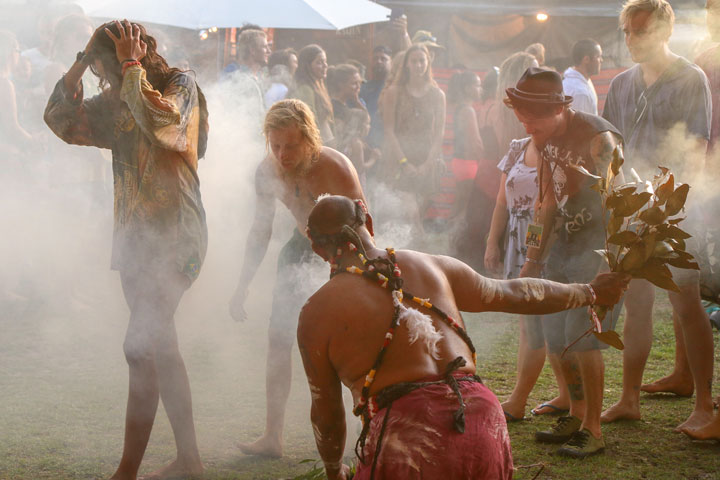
[291,44,334,141]
[44,20,208,480]
[382,44,446,222]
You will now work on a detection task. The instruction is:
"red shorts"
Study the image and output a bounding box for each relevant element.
[354,374,513,480]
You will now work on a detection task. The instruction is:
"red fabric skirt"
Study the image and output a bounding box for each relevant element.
[354,374,513,480]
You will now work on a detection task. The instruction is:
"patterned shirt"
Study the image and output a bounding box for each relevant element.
[44,65,207,280]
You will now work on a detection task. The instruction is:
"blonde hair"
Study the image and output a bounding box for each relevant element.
[264,99,323,160]
[620,0,674,38]
[238,29,266,62]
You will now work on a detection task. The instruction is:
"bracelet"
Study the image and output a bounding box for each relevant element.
[398,157,408,165]
[121,60,142,75]
[525,257,543,265]
[585,284,597,305]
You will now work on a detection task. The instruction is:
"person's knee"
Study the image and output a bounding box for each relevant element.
[123,334,155,366]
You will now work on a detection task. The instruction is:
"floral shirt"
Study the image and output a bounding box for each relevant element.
[44,65,207,281]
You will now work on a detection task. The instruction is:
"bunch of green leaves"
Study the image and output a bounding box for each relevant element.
[572,147,698,350]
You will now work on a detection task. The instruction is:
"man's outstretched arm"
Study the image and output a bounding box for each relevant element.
[229,162,276,321]
[441,254,628,315]
[297,304,349,480]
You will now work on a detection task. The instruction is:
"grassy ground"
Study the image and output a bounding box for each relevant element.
[1,283,719,479]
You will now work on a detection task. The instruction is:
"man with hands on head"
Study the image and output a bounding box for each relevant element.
[45,20,208,480]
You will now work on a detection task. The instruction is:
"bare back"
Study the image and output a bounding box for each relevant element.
[299,248,476,404]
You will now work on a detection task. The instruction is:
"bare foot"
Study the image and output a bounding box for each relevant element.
[674,410,715,433]
[238,434,283,458]
[601,401,641,423]
[681,417,720,440]
[641,374,694,397]
[500,400,525,420]
[136,459,203,480]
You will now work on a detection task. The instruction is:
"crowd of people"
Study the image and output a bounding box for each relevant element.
[1,0,720,479]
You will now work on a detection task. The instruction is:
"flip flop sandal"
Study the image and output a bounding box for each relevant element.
[531,402,569,416]
[504,410,523,423]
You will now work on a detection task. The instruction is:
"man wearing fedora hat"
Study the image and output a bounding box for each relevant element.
[504,67,625,458]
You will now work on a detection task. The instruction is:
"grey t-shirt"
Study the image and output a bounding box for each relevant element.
[602,58,710,179]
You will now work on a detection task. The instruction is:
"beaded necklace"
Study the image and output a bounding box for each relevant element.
[329,244,478,424]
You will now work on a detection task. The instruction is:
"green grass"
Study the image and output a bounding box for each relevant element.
[1,289,718,479]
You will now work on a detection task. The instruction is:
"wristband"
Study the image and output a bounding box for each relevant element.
[398,157,408,165]
[121,60,142,75]
[585,284,597,305]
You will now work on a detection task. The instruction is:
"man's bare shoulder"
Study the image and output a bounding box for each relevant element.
[315,146,354,171]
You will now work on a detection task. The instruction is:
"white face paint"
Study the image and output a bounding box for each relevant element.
[565,284,587,309]
[309,383,323,401]
[477,276,504,303]
[518,278,546,302]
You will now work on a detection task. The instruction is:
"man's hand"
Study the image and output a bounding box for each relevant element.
[229,286,249,322]
[589,272,631,306]
[105,20,147,64]
[518,260,542,279]
[326,463,352,480]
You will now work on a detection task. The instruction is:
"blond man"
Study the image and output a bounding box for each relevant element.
[229,99,366,457]
[601,0,714,432]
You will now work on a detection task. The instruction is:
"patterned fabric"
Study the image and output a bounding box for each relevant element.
[497,138,538,280]
[354,373,513,480]
[44,65,207,281]
[394,86,441,166]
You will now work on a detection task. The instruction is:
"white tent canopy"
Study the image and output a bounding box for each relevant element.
[77,0,392,30]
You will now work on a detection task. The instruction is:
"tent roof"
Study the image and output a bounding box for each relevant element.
[378,0,705,18]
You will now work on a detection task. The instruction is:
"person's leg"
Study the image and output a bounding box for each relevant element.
[668,281,714,432]
[576,349,604,439]
[111,272,202,480]
[502,317,546,419]
[602,279,655,422]
[143,275,203,479]
[558,352,586,421]
[238,331,293,458]
[641,312,693,396]
[239,232,307,457]
[110,272,160,480]
[531,353,571,415]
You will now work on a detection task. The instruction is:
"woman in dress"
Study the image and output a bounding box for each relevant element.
[381,44,446,228]
[485,136,569,420]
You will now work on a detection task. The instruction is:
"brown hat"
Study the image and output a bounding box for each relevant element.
[412,30,444,49]
[504,67,572,107]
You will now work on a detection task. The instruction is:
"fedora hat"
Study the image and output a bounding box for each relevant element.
[504,67,572,107]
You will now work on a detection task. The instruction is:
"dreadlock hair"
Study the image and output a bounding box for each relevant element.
[87,21,209,158]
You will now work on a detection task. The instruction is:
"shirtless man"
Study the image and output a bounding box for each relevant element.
[299,195,629,479]
[229,99,366,457]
